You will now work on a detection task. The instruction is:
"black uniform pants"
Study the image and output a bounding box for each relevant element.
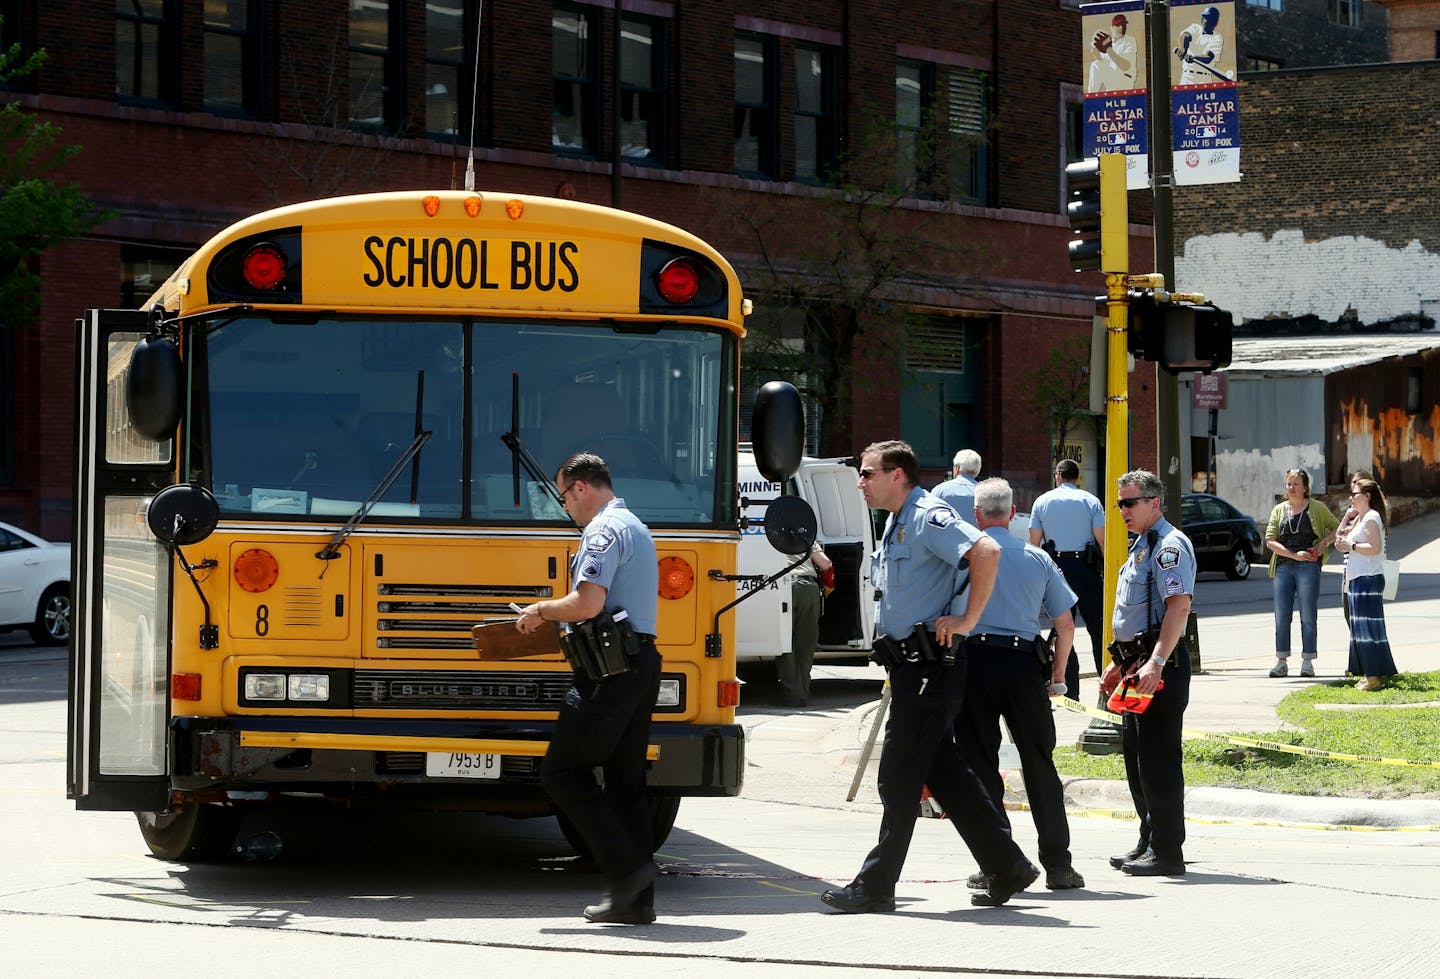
[856,655,1028,895]
[1056,554,1104,696]
[957,644,1072,873]
[1119,644,1191,860]
[540,638,662,886]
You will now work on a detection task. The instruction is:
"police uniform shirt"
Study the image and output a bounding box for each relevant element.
[970,529,1077,639]
[874,486,983,639]
[1031,482,1105,552]
[931,474,978,526]
[1111,516,1196,642]
[573,497,659,635]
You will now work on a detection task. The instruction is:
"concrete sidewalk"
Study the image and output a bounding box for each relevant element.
[742,508,1440,828]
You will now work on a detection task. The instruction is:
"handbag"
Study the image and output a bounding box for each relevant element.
[1382,559,1400,601]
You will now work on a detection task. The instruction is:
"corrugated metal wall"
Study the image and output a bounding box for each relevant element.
[1208,375,1327,523]
[1327,349,1440,495]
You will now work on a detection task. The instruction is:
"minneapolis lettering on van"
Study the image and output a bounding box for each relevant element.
[362,236,580,292]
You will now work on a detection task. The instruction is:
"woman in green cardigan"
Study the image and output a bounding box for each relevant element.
[1264,469,1340,678]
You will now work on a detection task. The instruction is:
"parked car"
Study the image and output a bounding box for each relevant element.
[0,521,71,645]
[1180,493,1263,580]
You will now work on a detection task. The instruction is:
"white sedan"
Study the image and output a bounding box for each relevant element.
[0,521,71,645]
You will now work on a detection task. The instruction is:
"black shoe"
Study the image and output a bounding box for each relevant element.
[966,870,992,890]
[1045,866,1085,890]
[971,860,1039,907]
[1109,843,1147,870]
[1121,851,1186,876]
[584,898,656,924]
[610,860,658,907]
[820,882,896,914]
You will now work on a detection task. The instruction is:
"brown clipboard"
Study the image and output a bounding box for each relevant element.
[470,618,561,661]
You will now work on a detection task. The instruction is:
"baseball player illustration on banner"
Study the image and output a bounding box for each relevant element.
[1172,4,1236,85]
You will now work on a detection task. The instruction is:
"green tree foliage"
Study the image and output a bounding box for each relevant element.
[1024,331,1095,463]
[0,33,108,326]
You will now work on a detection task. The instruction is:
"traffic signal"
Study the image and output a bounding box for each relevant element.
[1065,155,1128,274]
[1129,294,1233,374]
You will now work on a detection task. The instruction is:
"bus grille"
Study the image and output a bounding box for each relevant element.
[374,582,555,651]
[353,669,572,710]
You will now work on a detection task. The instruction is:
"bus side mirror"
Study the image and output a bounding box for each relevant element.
[125,335,184,441]
[763,494,817,556]
[146,484,219,546]
[751,380,804,484]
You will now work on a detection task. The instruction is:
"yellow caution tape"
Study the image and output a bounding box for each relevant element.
[1050,694,1440,769]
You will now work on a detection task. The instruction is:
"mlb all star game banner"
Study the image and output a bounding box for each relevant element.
[1169,0,1241,185]
[1081,0,1149,190]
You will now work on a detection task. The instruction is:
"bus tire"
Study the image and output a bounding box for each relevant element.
[136,802,242,862]
[556,794,682,858]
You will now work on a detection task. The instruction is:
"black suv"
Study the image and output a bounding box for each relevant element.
[1180,493,1264,580]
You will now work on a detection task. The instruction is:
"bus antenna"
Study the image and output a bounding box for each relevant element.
[464,0,486,192]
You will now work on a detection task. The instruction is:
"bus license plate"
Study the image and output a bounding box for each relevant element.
[426,752,503,779]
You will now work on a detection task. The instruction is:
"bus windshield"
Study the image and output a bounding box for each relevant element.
[192,315,733,527]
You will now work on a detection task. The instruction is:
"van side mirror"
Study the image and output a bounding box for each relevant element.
[763,495,817,556]
[750,380,804,484]
[125,335,184,441]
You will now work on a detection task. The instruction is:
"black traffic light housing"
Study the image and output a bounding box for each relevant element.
[1128,291,1233,374]
[1065,155,1127,274]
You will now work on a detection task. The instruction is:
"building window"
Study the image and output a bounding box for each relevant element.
[901,315,979,471]
[116,0,177,106]
[553,2,598,155]
[794,44,837,183]
[1241,54,1283,71]
[1061,85,1084,213]
[620,14,665,163]
[349,0,402,132]
[1247,0,1282,10]
[204,0,261,117]
[426,0,472,138]
[896,59,930,194]
[945,68,988,204]
[1329,0,1362,27]
[734,32,776,178]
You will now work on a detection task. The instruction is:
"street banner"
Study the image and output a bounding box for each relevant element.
[1169,0,1241,185]
[1081,0,1149,190]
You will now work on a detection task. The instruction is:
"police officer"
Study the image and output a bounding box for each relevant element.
[959,478,1085,891]
[777,540,832,708]
[931,447,982,525]
[516,452,662,923]
[1030,459,1105,699]
[1098,469,1196,877]
[821,440,1038,914]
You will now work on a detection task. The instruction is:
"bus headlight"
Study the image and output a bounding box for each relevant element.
[287,674,331,701]
[656,677,682,709]
[244,673,287,701]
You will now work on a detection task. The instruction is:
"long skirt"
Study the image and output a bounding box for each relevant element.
[1346,573,1398,679]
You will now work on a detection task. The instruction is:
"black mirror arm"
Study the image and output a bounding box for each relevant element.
[172,545,220,650]
[704,552,810,659]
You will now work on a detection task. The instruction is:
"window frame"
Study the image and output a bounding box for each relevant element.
[896,58,934,197]
[116,0,178,108]
[203,0,264,119]
[1329,0,1363,28]
[619,12,667,165]
[348,0,406,134]
[553,1,601,158]
[734,31,778,180]
[944,66,989,205]
[793,42,838,185]
[425,0,476,140]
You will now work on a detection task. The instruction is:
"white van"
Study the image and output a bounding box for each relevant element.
[735,450,876,664]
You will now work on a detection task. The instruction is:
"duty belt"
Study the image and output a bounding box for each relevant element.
[965,632,1035,650]
[871,628,957,670]
[1055,549,1088,559]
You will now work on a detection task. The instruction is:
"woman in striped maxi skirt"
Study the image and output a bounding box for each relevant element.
[1336,479,1398,691]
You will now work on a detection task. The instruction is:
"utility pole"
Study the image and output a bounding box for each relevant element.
[1149,0,1183,522]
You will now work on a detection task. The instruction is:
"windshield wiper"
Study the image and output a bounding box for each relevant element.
[499,371,575,524]
[315,429,432,564]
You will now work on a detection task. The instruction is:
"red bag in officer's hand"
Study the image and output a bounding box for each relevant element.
[819,566,836,596]
[1107,664,1163,715]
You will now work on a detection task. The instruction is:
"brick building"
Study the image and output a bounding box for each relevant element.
[0,1,1161,539]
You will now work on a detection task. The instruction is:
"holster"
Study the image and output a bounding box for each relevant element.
[908,627,957,667]
[871,635,906,671]
[1085,539,1104,575]
[561,611,639,681]
[1107,628,1160,670]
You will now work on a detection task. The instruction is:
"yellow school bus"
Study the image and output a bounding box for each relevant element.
[67,191,808,861]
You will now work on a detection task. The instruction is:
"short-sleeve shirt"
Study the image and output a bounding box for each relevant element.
[971,529,1077,640]
[1030,482,1106,552]
[573,497,658,635]
[1112,517,1196,641]
[873,486,983,639]
[931,474,978,526]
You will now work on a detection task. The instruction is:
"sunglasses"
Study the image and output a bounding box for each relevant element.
[1115,495,1156,510]
[858,467,897,481]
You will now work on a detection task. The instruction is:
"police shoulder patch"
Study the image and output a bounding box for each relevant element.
[1156,546,1181,570]
[580,558,603,579]
[926,506,957,528]
[585,528,617,553]
[1163,570,1185,596]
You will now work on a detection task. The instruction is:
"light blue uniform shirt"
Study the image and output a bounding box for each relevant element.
[971,528,1077,639]
[873,486,983,639]
[931,474,978,526]
[1112,517,1196,641]
[1030,482,1105,552]
[573,497,658,635]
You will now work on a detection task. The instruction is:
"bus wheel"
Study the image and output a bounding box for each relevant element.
[136,802,242,862]
[556,794,682,858]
